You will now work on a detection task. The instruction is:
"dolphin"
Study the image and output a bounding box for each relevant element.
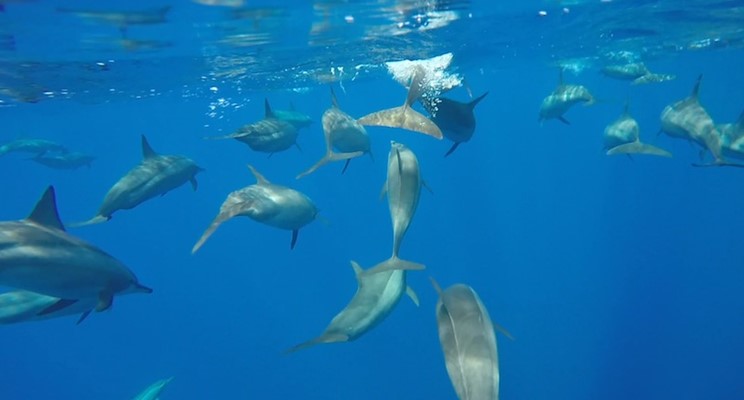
[538,69,595,125]
[357,66,444,139]
[0,186,152,315]
[131,377,174,400]
[0,290,100,325]
[285,260,419,353]
[296,87,368,179]
[0,138,67,156]
[717,110,744,161]
[431,279,506,400]
[364,141,427,275]
[192,165,319,253]
[271,101,313,130]
[30,151,95,170]
[205,99,301,155]
[659,75,741,167]
[604,102,672,158]
[74,135,203,226]
[601,62,675,85]
[421,92,488,156]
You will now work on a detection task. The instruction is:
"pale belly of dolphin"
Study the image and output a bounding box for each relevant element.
[237,186,317,230]
[235,118,298,153]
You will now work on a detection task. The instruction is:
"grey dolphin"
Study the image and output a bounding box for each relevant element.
[296,87,368,179]
[421,92,488,156]
[0,186,152,315]
[74,135,203,226]
[271,101,313,130]
[192,165,318,253]
[601,62,675,85]
[0,138,67,156]
[357,66,444,139]
[718,110,744,161]
[538,70,595,125]
[431,279,504,400]
[364,141,427,275]
[30,151,95,170]
[206,99,301,155]
[659,75,741,167]
[604,102,672,158]
[285,260,418,353]
[131,377,174,400]
[0,290,99,325]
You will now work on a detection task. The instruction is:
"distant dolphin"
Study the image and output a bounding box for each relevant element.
[131,377,174,400]
[192,165,319,253]
[421,92,488,156]
[0,290,99,325]
[296,87,368,179]
[0,138,67,156]
[364,141,427,275]
[74,135,203,226]
[431,278,506,400]
[30,151,95,170]
[358,66,444,139]
[718,110,744,161]
[206,99,301,155]
[285,260,418,353]
[659,75,741,167]
[604,102,672,158]
[0,186,152,315]
[271,101,313,129]
[538,69,595,125]
[601,62,675,85]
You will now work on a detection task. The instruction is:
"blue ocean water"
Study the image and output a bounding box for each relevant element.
[2,1,744,399]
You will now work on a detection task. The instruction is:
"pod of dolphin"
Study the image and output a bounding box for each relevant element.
[2,59,743,399]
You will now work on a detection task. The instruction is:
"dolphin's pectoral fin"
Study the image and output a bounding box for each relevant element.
[284,333,350,354]
[341,158,351,174]
[429,276,444,296]
[192,213,233,254]
[364,257,426,275]
[444,142,460,157]
[37,298,78,316]
[406,286,420,307]
[422,179,433,195]
[494,322,515,341]
[558,116,571,125]
[96,292,114,312]
[76,310,93,325]
[296,151,363,179]
[290,229,299,249]
[190,177,198,191]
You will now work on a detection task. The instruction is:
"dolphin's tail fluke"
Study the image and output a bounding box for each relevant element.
[606,141,673,158]
[69,215,109,228]
[192,213,232,254]
[296,150,364,179]
[284,333,349,354]
[358,106,443,139]
[363,256,426,275]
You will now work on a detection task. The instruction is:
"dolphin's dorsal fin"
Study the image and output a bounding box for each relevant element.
[405,66,427,107]
[141,135,157,159]
[429,276,443,296]
[350,260,364,278]
[27,186,65,231]
[469,91,489,109]
[264,98,274,118]
[329,85,339,108]
[691,74,703,99]
[247,164,270,185]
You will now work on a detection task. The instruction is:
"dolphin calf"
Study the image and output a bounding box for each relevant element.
[74,135,203,226]
[538,70,595,125]
[659,75,740,167]
[0,138,67,156]
[431,279,504,400]
[206,99,301,155]
[192,165,318,253]
[601,62,675,85]
[0,186,152,315]
[131,377,174,400]
[30,151,95,170]
[421,92,488,156]
[285,260,418,353]
[604,102,672,158]
[718,110,744,161]
[296,87,368,179]
[357,66,444,139]
[0,290,99,325]
[364,141,427,275]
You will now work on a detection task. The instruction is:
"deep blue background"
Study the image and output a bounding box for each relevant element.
[1,46,744,399]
